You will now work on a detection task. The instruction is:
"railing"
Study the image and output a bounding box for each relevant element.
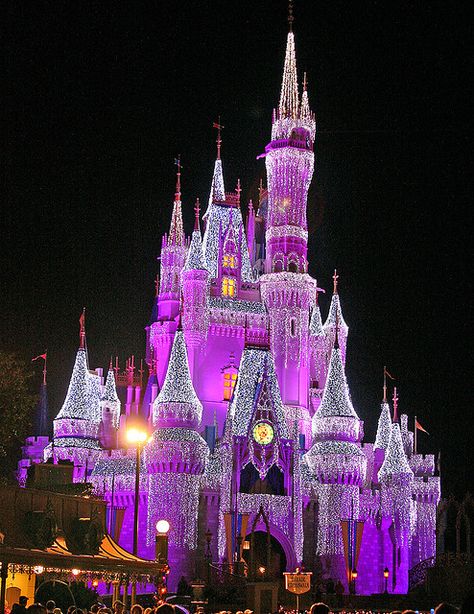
[408,555,436,590]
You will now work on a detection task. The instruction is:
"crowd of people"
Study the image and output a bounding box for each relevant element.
[8,595,474,614]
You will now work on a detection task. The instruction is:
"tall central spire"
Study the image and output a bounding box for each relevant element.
[168,157,185,247]
[278,31,299,120]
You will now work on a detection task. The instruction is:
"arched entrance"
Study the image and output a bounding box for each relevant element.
[242,530,287,578]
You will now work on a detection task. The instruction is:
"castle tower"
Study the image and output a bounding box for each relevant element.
[378,423,414,593]
[305,328,366,587]
[99,361,121,449]
[45,312,102,479]
[146,328,209,589]
[181,198,209,346]
[260,28,317,432]
[151,162,188,387]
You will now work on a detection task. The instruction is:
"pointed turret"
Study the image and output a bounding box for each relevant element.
[323,270,349,362]
[184,199,206,271]
[56,348,94,421]
[315,341,358,419]
[278,31,299,120]
[99,365,121,448]
[168,157,185,248]
[309,301,324,337]
[152,330,203,428]
[374,402,392,451]
[378,423,413,481]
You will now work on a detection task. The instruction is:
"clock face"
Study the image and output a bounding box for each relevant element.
[253,421,274,446]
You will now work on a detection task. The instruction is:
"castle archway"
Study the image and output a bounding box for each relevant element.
[246,520,297,573]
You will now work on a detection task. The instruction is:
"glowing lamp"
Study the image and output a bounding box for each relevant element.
[71,568,80,576]
[92,579,99,587]
[126,427,148,445]
[33,565,44,575]
[351,568,358,580]
[258,566,266,575]
[156,519,170,534]
[383,567,389,579]
[243,540,250,550]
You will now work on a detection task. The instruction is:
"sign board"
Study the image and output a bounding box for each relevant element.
[283,572,312,595]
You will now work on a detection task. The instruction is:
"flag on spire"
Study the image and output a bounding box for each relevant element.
[415,418,429,435]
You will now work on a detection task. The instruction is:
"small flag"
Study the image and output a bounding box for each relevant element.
[79,310,85,329]
[384,367,395,380]
[415,419,429,435]
[32,353,47,362]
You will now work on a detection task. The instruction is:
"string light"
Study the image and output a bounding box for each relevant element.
[374,402,392,450]
[101,369,121,429]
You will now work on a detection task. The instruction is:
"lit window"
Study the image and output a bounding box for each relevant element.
[223,254,236,268]
[222,277,236,297]
[223,372,238,400]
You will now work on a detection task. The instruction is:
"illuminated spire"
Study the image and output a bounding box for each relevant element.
[168,158,185,247]
[56,348,97,422]
[317,342,359,419]
[374,401,392,450]
[101,367,119,404]
[378,423,413,481]
[278,31,299,120]
[392,387,399,423]
[207,120,226,207]
[184,199,206,272]
[299,72,311,121]
[152,330,203,426]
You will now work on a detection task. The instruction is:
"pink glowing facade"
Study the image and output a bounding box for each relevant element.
[18,30,440,595]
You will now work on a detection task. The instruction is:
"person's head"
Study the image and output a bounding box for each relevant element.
[435,603,459,614]
[67,607,76,614]
[310,605,329,614]
[19,598,29,606]
[144,609,153,614]
[27,605,47,614]
[154,604,175,614]
[46,602,56,613]
[402,610,416,614]
[53,608,62,614]
[98,608,112,614]
[130,606,143,614]
[390,611,402,614]
[90,605,101,614]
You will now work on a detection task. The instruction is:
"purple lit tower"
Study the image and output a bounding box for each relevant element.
[18,21,441,596]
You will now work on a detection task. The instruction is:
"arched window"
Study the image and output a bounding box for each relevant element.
[223,254,237,268]
[288,261,298,273]
[222,277,236,298]
[290,318,296,337]
[223,371,238,400]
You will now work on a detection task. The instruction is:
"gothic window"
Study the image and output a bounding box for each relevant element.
[223,371,238,400]
[288,261,298,273]
[223,254,237,268]
[290,318,296,337]
[222,276,236,298]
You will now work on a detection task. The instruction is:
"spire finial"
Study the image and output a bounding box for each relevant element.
[155,273,160,297]
[279,23,299,119]
[194,197,201,231]
[236,178,241,204]
[258,178,264,205]
[109,355,113,370]
[288,0,294,32]
[213,117,224,160]
[79,308,86,349]
[174,155,182,201]
[392,386,399,423]
[303,71,307,92]
[332,269,339,294]
[383,365,387,403]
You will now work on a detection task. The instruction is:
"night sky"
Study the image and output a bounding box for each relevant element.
[3,2,472,496]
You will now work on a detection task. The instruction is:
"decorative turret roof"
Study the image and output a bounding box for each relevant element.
[101,368,119,404]
[207,158,226,209]
[278,31,299,120]
[378,423,413,481]
[299,73,310,121]
[229,347,288,438]
[316,345,359,420]
[152,330,202,427]
[184,200,206,272]
[167,156,186,247]
[55,349,100,423]
[374,402,392,450]
[323,271,348,335]
[309,302,324,337]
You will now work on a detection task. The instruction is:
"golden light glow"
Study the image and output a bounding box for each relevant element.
[33,565,44,574]
[223,254,236,268]
[223,371,238,400]
[258,566,266,575]
[71,568,80,576]
[126,427,148,445]
[222,277,236,297]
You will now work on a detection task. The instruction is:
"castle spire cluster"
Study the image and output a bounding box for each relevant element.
[19,19,440,597]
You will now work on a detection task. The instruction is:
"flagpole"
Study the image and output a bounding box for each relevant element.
[43,351,47,386]
[414,415,417,455]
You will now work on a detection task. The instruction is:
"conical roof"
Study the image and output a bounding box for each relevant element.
[55,349,100,423]
[374,402,392,450]
[309,303,324,336]
[378,423,413,481]
[316,346,359,419]
[101,369,119,403]
[207,158,225,209]
[323,293,348,335]
[184,228,206,271]
[278,31,299,120]
[152,330,202,426]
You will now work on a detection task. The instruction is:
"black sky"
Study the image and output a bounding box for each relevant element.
[2,1,473,496]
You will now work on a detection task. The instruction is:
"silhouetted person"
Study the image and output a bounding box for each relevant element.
[27,605,47,614]
[435,604,459,614]
[309,604,329,614]
[45,602,55,614]
[11,597,29,614]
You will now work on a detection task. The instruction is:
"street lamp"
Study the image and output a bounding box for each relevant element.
[258,565,266,579]
[350,568,358,594]
[383,567,389,594]
[155,519,170,562]
[127,427,148,556]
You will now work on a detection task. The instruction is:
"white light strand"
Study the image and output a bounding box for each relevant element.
[374,402,392,450]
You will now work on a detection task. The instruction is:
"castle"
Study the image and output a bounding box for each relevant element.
[18,26,440,595]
